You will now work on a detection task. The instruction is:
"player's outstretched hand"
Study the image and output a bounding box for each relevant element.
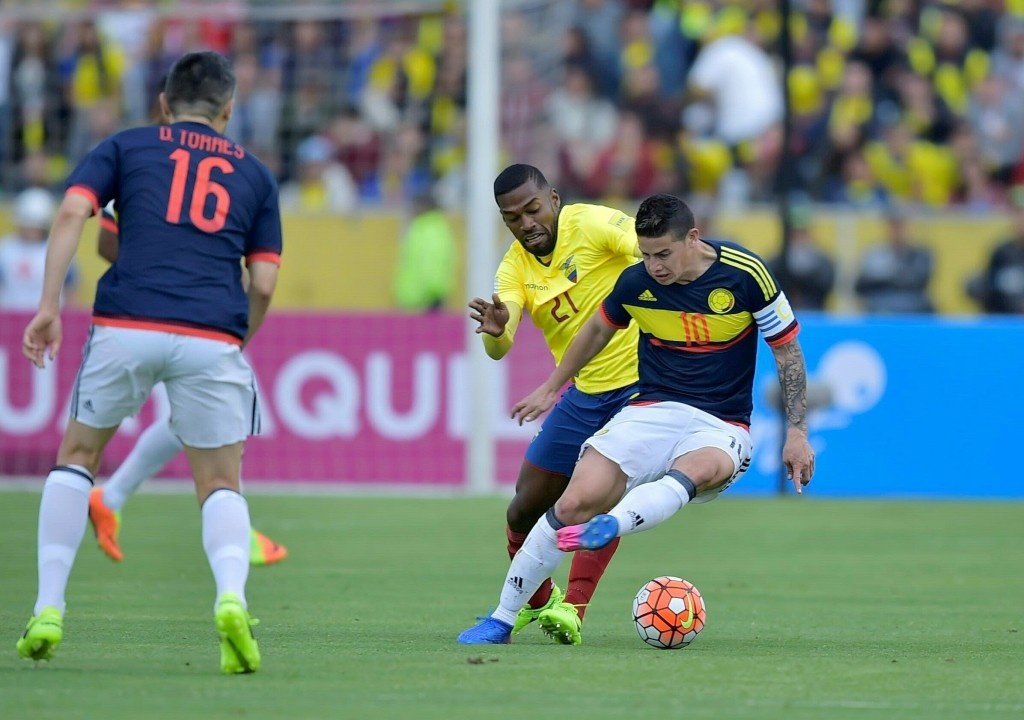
[782,427,815,494]
[511,385,559,426]
[23,311,63,369]
[468,293,509,337]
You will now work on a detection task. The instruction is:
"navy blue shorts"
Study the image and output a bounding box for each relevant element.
[524,383,639,477]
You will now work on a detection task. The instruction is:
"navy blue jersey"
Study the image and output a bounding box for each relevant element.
[601,239,799,425]
[67,121,282,342]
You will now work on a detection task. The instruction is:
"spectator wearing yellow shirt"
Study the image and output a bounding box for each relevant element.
[864,119,958,207]
[278,135,358,214]
[62,19,124,163]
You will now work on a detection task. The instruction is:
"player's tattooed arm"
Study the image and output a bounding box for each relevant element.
[772,339,808,432]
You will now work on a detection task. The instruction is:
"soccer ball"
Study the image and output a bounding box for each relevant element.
[632,576,706,649]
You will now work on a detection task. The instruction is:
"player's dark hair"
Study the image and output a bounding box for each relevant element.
[493,164,549,197]
[164,51,236,121]
[635,194,696,241]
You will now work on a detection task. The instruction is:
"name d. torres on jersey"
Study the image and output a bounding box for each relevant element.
[66,122,282,344]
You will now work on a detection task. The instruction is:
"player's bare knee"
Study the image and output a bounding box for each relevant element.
[55,443,103,475]
[508,467,568,531]
[553,492,597,526]
[673,449,734,491]
[56,421,115,475]
[506,499,538,533]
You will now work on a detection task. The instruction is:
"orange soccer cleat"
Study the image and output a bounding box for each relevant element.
[249,529,288,566]
[88,487,123,562]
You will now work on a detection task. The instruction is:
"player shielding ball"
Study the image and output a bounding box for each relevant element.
[458,194,815,644]
[17,51,281,674]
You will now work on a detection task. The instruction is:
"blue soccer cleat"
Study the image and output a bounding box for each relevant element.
[457,616,513,644]
[556,514,620,551]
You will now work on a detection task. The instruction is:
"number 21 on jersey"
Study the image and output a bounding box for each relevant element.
[550,290,579,323]
[165,148,233,232]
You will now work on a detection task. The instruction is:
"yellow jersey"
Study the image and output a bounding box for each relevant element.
[495,204,640,394]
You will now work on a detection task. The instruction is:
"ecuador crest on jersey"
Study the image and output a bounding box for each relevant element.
[560,254,578,283]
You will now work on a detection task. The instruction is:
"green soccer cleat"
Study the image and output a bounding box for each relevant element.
[215,593,261,674]
[16,607,63,661]
[512,583,566,635]
[538,601,583,645]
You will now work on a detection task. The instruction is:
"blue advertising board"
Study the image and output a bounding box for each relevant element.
[741,315,1024,499]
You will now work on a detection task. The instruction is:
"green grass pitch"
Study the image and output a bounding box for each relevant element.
[1,491,1022,720]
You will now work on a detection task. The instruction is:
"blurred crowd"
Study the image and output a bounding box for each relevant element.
[1,0,1024,212]
[3,0,1024,315]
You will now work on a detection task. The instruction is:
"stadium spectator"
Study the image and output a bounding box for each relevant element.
[547,64,619,196]
[459,192,814,645]
[359,19,435,135]
[279,19,344,178]
[392,190,456,312]
[571,0,625,99]
[428,39,469,182]
[767,203,836,311]
[61,19,125,164]
[854,206,935,314]
[501,53,547,172]
[279,135,358,214]
[968,185,1024,314]
[6,20,62,168]
[582,109,658,202]
[228,21,284,87]
[683,16,783,203]
[948,121,1003,209]
[15,51,278,674]
[864,118,958,207]
[620,61,681,144]
[324,107,381,194]
[96,2,155,125]
[343,17,384,109]
[224,52,282,158]
[849,13,908,106]
[818,60,878,196]
[897,72,956,145]
[961,0,1000,52]
[965,72,1024,184]
[0,187,73,310]
[990,17,1024,93]
[361,122,431,206]
[822,148,889,208]
[561,25,602,86]
[911,6,987,116]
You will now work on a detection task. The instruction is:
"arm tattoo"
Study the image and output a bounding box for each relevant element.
[773,340,808,432]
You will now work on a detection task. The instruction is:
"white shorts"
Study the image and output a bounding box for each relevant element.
[582,401,752,503]
[71,325,260,448]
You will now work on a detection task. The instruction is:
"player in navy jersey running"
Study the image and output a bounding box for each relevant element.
[459,194,814,644]
[17,51,281,674]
